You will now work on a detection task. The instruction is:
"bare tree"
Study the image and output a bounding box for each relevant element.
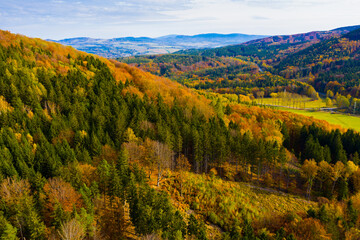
[58,219,85,240]
[153,141,174,187]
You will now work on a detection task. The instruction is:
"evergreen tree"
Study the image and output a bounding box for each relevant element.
[26,210,46,240]
[97,160,111,203]
[346,200,358,229]
[338,177,349,201]
[332,134,347,163]
[241,218,255,240]
[0,215,17,240]
[281,123,290,149]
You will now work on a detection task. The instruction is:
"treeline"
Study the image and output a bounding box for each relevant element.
[285,123,360,200]
[283,124,360,165]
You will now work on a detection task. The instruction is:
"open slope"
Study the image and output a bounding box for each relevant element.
[279,108,360,132]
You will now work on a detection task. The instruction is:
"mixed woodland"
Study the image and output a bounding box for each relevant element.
[0,27,360,240]
[120,27,360,114]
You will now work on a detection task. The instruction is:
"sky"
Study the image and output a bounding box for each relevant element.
[1,0,360,40]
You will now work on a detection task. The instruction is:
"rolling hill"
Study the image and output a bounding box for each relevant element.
[2,29,360,240]
[273,27,360,96]
[177,26,359,60]
[51,33,266,58]
[120,25,360,102]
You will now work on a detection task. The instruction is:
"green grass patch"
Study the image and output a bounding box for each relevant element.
[278,108,360,132]
[255,97,326,109]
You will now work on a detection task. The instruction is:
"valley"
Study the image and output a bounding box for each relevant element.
[51,33,265,58]
[1,23,360,240]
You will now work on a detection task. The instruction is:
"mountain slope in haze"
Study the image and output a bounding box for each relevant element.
[177,25,360,61]
[242,28,351,46]
[332,24,360,32]
[51,33,265,58]
[343,27,360,41]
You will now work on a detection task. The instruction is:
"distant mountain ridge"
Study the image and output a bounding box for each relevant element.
[343,27,360,41]
[243,31,337,46]
[242,26,360,46]
[50,25,360,59]
[50,33,266,58]
[332,25,360,32]
[176,25,360,60]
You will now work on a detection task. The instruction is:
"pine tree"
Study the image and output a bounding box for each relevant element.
[346,200,358,229]
[26,210,46,240]
[338,177,349,201]
[90,133,102,157]
[116,148,129,179]
[97,160,111,204]
[52,203,67,229]
[352,152,360,165]
[109,166,122,202]
[241,218,255,240]
[323,146,332,163]
[192,128,202,173]
[187,214,207,240]
[332,134,347,163]
[0,215,17,240]
[187,214,198,237]
[281,123,290,149]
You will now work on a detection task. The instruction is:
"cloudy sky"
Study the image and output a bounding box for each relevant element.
[1,0,359,39]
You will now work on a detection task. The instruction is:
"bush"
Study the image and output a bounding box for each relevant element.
[208,211,220,225]
[191,201,200,210]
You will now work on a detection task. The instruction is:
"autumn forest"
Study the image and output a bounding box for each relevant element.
[1,24,360,240]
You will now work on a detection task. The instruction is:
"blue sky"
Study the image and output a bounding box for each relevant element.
[1,0,359,39]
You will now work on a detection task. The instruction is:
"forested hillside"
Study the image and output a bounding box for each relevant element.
[274,28,360,98]
[181,27,360,101]
[176,27,354,61]
[118,28,355,97]
[2,29,360,240]
[118,54,315,97]
[120,27,360,114]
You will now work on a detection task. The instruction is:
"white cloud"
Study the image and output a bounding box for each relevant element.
[1,0,359,39]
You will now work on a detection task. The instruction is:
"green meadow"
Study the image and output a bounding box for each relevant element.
[255,97,326,109]
[278,108,360,132]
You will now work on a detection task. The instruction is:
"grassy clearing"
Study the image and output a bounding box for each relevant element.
[255,97,326,109]
[163,172,314,232]
[278,108,360,132]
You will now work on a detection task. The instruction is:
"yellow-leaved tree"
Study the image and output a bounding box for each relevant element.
[301,159,318,200]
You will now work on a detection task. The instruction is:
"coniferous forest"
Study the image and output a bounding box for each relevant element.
[1,26,360,240]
